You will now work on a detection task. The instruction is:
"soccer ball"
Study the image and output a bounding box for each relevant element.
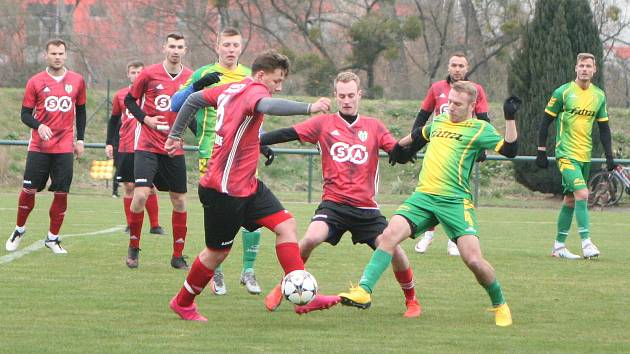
[281,270,318,305]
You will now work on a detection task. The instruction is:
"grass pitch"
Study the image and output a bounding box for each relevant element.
[1,191,630,353]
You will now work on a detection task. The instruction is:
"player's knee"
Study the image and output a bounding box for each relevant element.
[574,188,589,201]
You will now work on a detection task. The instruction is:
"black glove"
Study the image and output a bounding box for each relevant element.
[260,145,275,166]
[503,96,522,120]
[192,72,222,91]
[535,150,548,169]
[606,157,616,171]
[389,143,416,166]
[476,150,487,163]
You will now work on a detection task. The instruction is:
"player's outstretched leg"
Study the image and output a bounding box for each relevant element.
[294,294,341,314]
[240,228,262,294]
[391,245,421,318]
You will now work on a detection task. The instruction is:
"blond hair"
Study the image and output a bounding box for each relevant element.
[577,52,596,65]
[334,71,360,90]
[451,81,478,103]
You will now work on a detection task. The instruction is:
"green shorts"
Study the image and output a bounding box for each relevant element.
[394,192,478,241]
[556,157,590,194]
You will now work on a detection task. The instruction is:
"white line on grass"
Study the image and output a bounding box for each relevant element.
[0,226,124,265]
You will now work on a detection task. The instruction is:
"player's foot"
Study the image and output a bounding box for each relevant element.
[210,271,227,295]
[264,283,283,311]
[126,247,140,268]
[170,255,189,269]
[240,270,262,295]
[294,294,341,314]
[169,296,207,322]
[112,192,119,198]
[149,226,165,235]
[447,240,460,256]
[44,237,67,254]
[6,229,25,252]
[551,246,581,259]
[339,285,371,309]
[488,303,512,327]
[582,242,600,259]
[403,298,422,318]
[414,234,433,254]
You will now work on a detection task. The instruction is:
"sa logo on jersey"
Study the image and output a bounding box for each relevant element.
[154,94,171,111]
[330,142,368,164]
[358,130,368,142]
[65,84,73,94]
[44,96,73,112]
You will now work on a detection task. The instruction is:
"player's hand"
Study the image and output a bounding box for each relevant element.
[74,140,85,159]
[503,96,522,120]
[260,145,275,166]
[309,98,331,114]
[37,124,53,141]
[164,137,182,157]
[535,149,548,168]
[606,157,616,171]
[144,115,169,131]
[389,143,416,166]
[476,150,487,162]
[105,144,114,159]
[193,72,222,91]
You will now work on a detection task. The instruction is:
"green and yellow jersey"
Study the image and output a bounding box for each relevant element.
[179,63,251,158]
[416,114,505,199]
[545,81,608,162]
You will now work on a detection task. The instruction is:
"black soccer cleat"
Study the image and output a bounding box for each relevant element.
[171,255,189,270]
[126,247,140,268]
[149,226,165,235]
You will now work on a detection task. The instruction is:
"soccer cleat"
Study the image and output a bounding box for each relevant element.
[488,303,512,327]
[124,226,130,234]
[240,270,262,295]
[414,235,433,254]
[264,283,283,311]
[582,243,600,259]
[170,255,189,269]
[403,298,422,318]
[6,229,25,252]
[294,294,341,315]
[447,240,460,256]
[210,271,227,295]
[169,296,207,322]
[44,238,67,254]
[126,247,140,268]
[149,226,165,235]
[551,247,581,260]
[339,285,371,309]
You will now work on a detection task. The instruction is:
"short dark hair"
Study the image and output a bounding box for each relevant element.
[251,50,290,76]
[166,32,185,42]
[126,60,144,70]
[46,38,66,52]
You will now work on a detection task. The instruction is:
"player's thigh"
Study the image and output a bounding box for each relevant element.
[48,153,74,192]
[301,221,331,247]
[23,151,52,192]
[310,201,350,246]
[393,192,439,239]
[157,154,187,193]
[433,197,479,241]
[134,150,159,188]
[557,158,588,193]
[198,185,247,249]
[348,208,388,246]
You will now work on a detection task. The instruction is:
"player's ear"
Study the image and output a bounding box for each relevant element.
[357,90,363,99]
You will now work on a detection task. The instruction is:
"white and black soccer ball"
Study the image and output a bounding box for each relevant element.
[281,270,318,305]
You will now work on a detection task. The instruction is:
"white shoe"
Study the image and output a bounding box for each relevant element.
[210,271,227,295]
[551,246,580,259]
[446,240,460,256]
[414,235,433,253]
[6,229,25,252]
[240,270,262,295]
[44,238,68,254]
[582,243,600,259]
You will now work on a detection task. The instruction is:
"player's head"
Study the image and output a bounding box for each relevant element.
[216,27,243,69]
[251,50,290,94]
[447,52,468,83]
[45,38,67,70]
[126,60,144,84]
[447,81,477,122]
[163,32,187,65]
[575,52,596,82]
[333,71,362,116]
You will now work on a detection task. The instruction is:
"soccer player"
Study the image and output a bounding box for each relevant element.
[123,32,193,269]
[171,27,263,296]
[5,38,86,254]
[536,52,615,260]
[260,71,420,317]
[412,53,491,256]
[105,60,165,237]
[165,50,331,321]
[339,82,520,327]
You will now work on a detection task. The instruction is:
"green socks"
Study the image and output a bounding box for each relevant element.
[574,200,590,241]
[359,249,393,293]
[484,279,505,306]
[242,229,261,272]
[556,203,574,243]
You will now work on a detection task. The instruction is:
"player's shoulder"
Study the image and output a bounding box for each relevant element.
[182,66,193,76]
[554,82,573,94]
[115,86,130,97]
[236,64,252,75]
[142,63,163,75]
[357,115,386,127]
[589,83,606,97]
[430,80,449,89]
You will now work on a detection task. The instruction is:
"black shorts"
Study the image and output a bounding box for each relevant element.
[116,152,135,183]
[23,151,74,192]
[198,180,286,249]
[312,200,387,247]
[134,150,186,193]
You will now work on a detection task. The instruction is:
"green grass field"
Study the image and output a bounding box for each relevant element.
[1,191,630,353]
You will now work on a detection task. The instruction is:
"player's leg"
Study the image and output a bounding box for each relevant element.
[44,153,73,254]
[117,153,135,233]
[552,158,584,259]
[146,187,164,235]
[239,227,262,294]
[414,226,435,254]
[127,151,157,268]
[571,162,598,258]
[160,154,189,269]
[112,147,120,197]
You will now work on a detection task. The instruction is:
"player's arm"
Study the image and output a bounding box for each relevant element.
[255,97,330,116]
[411,109,432,132]
[259,127,299,145]
[598,121,615,171]
[535,113,555,168]
[475,112,490,122]
[124,92,146,122]
[497,96,520,158]
[390,127,429,165]
[106,113,121,159]
[74,104,86,158]
[171,72,221,112]
[168,91,209,142]
[21,106,40,129]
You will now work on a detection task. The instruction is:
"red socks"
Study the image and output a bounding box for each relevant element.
[48,192,68,235]
[394,268,416,301]
[177,257,214,307]
[276,242,304,274]
[16,189,35,227]
[145,193,160,228]
[172,211,187,257]
[129,210,144,248]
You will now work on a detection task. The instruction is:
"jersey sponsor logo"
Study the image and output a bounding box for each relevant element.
[330,142,368,164]
[44,95,73,112]
[331,130,340,136]
[430,128,463,141]
[439,103,449,114]
[43,87,51,93]
[358,130,368,142]
[567,107,596,117]
[64,84,73,94]
[156,84,164,90]
[154,94,172,111]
